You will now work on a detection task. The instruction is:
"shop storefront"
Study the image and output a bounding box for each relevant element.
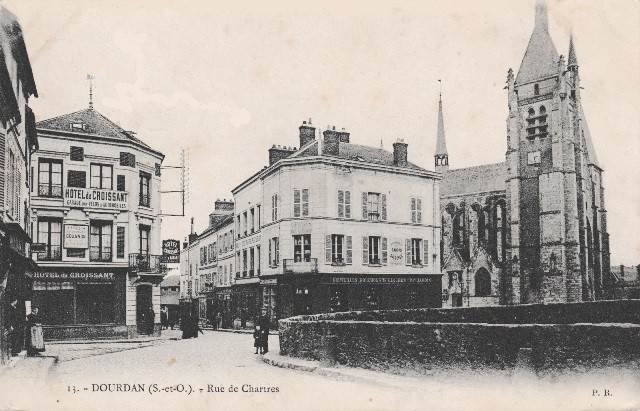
[214,287,233,329]
[0,221,37,363]
[263,273,443,322]
[30,268,128,340]
[231,280,260,329]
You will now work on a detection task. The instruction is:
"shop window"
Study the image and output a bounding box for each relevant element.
[364,287,380,310]
[37,218,62,261]
[139,172,151,207]
[293,188,309,217]
[90,164,113,190]
[76,283,115,324]
[32,283,74,325]
[90,220,112,262]
[38,158,62,197]
[293,234,311,262]
[411,197,422,223]
[67,170,86,188]
[338,190,351,218]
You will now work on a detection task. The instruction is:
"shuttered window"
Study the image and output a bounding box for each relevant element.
[120,152,136,167]
[70,146,84,161]
[411,197,422,223]
[338,190,351,218]
[67,170,86,188]
[293,189,309,217]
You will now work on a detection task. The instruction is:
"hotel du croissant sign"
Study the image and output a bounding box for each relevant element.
[64,188,128,210]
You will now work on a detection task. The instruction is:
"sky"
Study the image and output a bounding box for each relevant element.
[4,0,639,265]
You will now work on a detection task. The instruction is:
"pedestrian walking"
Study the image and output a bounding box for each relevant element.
[216,312,222,330]
[160,307,168,330]
[26,306,45,356]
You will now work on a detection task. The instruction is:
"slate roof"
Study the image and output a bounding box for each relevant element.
[36,108,151,149]
[515,2,559,85]
[199,213,234,237]
[579,104,600,168]
[441,162,507,197]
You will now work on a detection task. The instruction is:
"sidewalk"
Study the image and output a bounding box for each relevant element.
[0,351,58,387]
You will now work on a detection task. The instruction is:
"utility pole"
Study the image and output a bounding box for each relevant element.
[160,147,189,217]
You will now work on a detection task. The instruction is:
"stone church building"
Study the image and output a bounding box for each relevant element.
[438,1,610,307]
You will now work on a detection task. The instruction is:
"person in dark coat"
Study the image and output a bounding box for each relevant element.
[26,306,45,356]
[258,309,270,354]
[5,298,22,356]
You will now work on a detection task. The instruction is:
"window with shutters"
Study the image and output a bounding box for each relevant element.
[406,238,425,266]
[116,226,125,259]
[67,170,86,188]
[120,152,136,167]
[327,234,352,265]
[249,248,255,276]
[368,236,381,265]
[90,220,112,262]
[271,194,278,221]
[293,234,311,262]
[90,164,113,189]
[117,175,125,191]
[363,192,386,221]
[411,197,422,223]
[293,188,309,217]
[242,249,248,276]
[38,158,62,197]
[70,146,84,161]
[139,172,151,207]
[338,190,351,218]
[37,218,62,261]
[250,208,255,233]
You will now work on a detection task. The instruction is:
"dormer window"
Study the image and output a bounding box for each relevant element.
[534,83,540,96]
[70,123,86,131]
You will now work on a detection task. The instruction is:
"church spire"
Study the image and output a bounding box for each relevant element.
[515,0,559,85]
[434,92,448,173]
[567,32,579,69]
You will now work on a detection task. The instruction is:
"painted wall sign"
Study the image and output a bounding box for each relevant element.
[328,276,438,284]
[64,188,128,210]
[389,239,404,265]
[238,234,261,249]
[64,224,89,248]
[32,271,115,281]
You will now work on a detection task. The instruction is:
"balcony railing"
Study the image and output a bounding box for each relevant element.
[129,253,165,273]
[283,258,318,275]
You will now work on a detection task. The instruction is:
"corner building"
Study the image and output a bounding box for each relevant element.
[233,121,442,327]
[29,106,165,339]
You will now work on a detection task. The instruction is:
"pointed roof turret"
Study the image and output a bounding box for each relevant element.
[567,32,578,68]
[515,0,560,85]
[435,94,447,156]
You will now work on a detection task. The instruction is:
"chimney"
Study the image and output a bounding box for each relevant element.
[336,127,350,143]
[188,217,198,244]
[323,127,340,156]
[299,118,315,148]
[393,138,408,166]
[268,145,296,166]
[214,198,234,213]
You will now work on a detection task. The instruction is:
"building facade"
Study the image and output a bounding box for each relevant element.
[438,2,610,307]
[233,121,442,327]
[29,105,165,339]
[0,6,39,363]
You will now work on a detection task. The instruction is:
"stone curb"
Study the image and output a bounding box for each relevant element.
[47,337,180,345]
[260,352,402,389]
[206,328,278,335]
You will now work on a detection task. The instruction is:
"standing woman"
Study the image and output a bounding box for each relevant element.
[26,306,45,356]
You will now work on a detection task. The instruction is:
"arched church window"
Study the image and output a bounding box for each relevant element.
[473,204,487,246]
[538,105,548,137]
[527,107,536,138]
[474,268,491,297]
[493,201,506,264]
[534,83,540,96]
[453,211,464,249]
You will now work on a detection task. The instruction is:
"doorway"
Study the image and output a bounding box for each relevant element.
[136,284,153,335]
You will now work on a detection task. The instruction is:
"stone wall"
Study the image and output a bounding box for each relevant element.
[279,300,640,374]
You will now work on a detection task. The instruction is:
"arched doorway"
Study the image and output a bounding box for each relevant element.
[136,284,154,335]
[474,268,491,297]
